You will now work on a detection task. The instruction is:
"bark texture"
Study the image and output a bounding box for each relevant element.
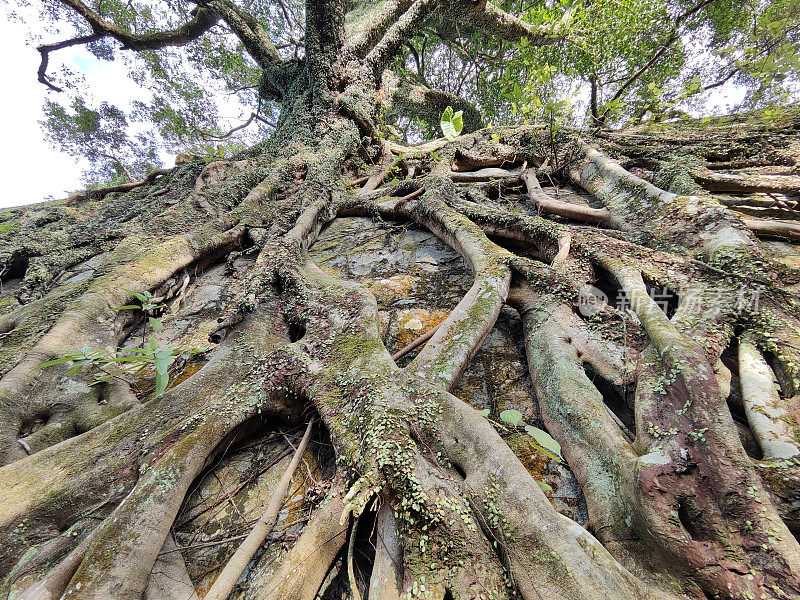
[3,2,800,599]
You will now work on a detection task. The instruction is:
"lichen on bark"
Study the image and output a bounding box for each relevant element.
[3,3,800,600]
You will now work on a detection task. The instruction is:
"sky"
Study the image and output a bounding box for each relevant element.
[0,4,750,211]
[0,4,156,209]
[0,12,85,208]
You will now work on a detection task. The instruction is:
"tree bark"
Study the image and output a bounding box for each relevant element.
[3,5,800,600]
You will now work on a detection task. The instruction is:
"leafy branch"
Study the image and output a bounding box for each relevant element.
[37,288,189,397]
[37,341,182,397]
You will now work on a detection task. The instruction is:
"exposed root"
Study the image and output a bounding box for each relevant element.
[4,96,800,600]
[143,534,200,600]
[522,167,615,227]
[392,323,440,361]
[741,216,800,241]
[203,419,315,600]
[738,337,800,459]
[0,222,245,464]
[694,168,800,195]
[66,168,172,203]
[251,477,349,600]
[368,504,403,600]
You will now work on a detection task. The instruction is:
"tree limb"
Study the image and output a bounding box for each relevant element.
[595,0,717,124]
[382,72,484,134]
[37,33,103,92]
[37,1,223,90]
[463,0,567,45]
[202,0,282,66]
[197,112,275,140]
[365,0,438,75]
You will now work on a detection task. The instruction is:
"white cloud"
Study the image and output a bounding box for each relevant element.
[0,11,85,208]
[0,5,157,209]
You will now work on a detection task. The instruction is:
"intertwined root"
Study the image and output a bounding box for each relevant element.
[2,113,800,600]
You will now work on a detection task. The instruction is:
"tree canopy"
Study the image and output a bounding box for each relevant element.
[18,0,800,185]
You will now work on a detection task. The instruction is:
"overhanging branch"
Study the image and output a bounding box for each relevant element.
[38,0,221,90]
[37,33,103,92]
[463,1,568,45]
[364,0,438,75]
[203,0,282,66]
[53,0,220,49]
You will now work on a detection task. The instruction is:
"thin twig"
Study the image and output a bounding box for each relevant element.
[392,324,441,361]
[202,419,315,600]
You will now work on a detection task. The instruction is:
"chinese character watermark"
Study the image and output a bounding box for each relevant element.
[578,285,760,318]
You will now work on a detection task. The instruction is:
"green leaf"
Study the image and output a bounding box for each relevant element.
[537,480,553,493]
[65,365,84,377]
[451,110,463,135]
[112,305,141,311]
[121,288,148,302]
[477,408,491,418]
[36,356,79,369]
[154,367,169,397]
[440,106,463,140]
[104,355,148,362]
[149,317,164,332]
[153,355,175,396]
[499,409,524,426]
[524,425,562,458]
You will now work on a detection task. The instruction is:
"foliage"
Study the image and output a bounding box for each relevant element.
[398,0,800,128]
[37,288,186,397]
[439,106,463,140]
[498,409,563,461]
[115,288,164,312]
[23,0,800,175]
[42,96,160,184]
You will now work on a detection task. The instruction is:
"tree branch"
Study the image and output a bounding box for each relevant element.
[344,0,415,59]
[595,33,678,124]
[382,72,484,133]
[68,168,172,202]
[37,33,103,92]
[463,0,567,45]
[54,0,219,48]
[595,0,717,123]
[38,0,221,90]
[197,112,275,140]
[364,0,438,75]
[202,0,282,66]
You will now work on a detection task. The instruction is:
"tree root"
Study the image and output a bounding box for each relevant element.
[392,323,440,361]
[0,222,246,464]
[204,419,314,600]
[522,167,615,227]
[250,477,349,600]
[143,534,200,600]
[368,504,403,600]
[66,169,172,203]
